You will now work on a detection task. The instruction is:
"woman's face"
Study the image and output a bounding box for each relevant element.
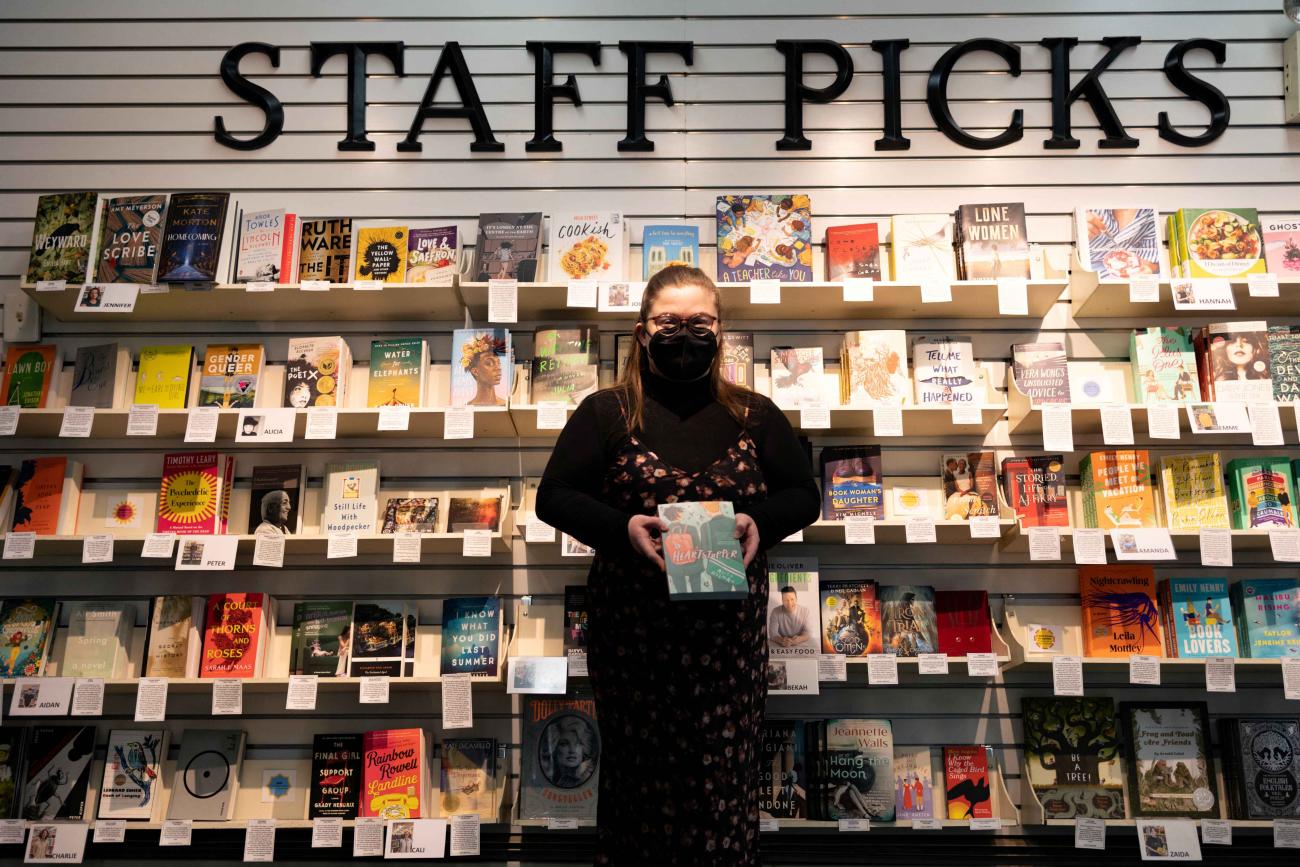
[1225,335,1255,366]
[639,283,720,341]
[470,352,502,385]
[554,732,586,768]
[288,383,311,408]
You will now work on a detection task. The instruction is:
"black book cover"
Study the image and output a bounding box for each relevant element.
[247,464,305,535]
[19,725,95,820]
[0,728,24,818]
[309,733,363,818]
[158,192,230,282]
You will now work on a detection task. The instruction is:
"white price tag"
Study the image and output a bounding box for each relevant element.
[286,675,318,710]
[918,653,949,675]
[359,676,390,704]
[392,534,421,563]
[799,404,830,429]
[866,653,899,685]
[968,515,1000,539]
[1100,404,1134,445]
[212,679,243,716]
[1146,403,1180,439]
[844,515,876,544]
[842,278,874,302]
[3,531,35,560]
[1249,401,1284,446]
[59,405,94,437]
[536,402,568,430]
[243,818,276,862]
[326,532,358,559]
[441,672,474,729]
[252,533,285,568]
[1128,274,1160,303]
[873,404,904,437]
[1200,818,1232,846]
[904,516,936,544]
[184,406,220,442]
[525,514,557,544]
[0,820,21,845]
[353,818,384,857]
[134,677,168,722]
[1283,658,1300,700]
[377,405,410,431]
[920,281,951,303]
[1275,818,1300,848]
[817,654,848,682]
[443,407,474,439]
[547,818,580,831]
[71,678,105,717]
[1028,526,1063,561]
[566,279,597,308]
[1199,528,1233,567]
[487,278,518,323]
[996,276,1029,315]
[1041,404,1074,452]
[838,818,870,832]
[0,406,18,436]
[912,818,943,831]
[1129,654,1161,686]
[35,279,67,292]
[966,653,999,677]
[449,814,481,857]
[1072,528,1106,565]
[749,279,781,304]
[311,817,343,849]
[463,528,492,557]
[245,281,275,293]
[1247,272,1280,297]
[759,817,780,832]
[1052,655,1084,696]
[126,403,159,436]
[94,820,127,844]
[1205,657,1236,693]
[351,280,382,291]
[970,818,1001,831]
[81,533,114,564]
[304,406,337,439]
[160,820,192,846]
[300,280,330,291]
[141,532,176,558]
[1075,817,1106,850]
[951,402,984,425]
[1270,528,1300,562]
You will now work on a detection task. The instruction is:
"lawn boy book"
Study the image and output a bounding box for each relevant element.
[407,226,459,284]
[310,733,362,818]
[361,728,428,819]
[889,213,957,283]
[770,346,823,409]
[1074,207,1162,279]
[167,729,246,820]
[291,600,353,677]
[1263,215,1300,276]
[955,202,1030,279]
[235,208,296,283]
[322,460,380,535]
[284,336,353,408]
[69,343,131,408]
[531,327,599,405]
[715,194,813,282]
[1022,697,1126,819]
[659,501,747,600]
[519,695,599,820]
[1001,455,1069,528]
[820,719,894,821]
[1268,324,1300,403]
[157,192,229,282]
[11,457,83,536]
[720,331,755,389]
[767,558,819,658]
[936,590,992,656]
[825,223,883,281]
[199,592,275,678]
[840,330,909,407]
[894,746,934,820]
[1226,456,1297,529]
[156,451,230,535]
[439,596,503,678]
[1079,565,1162,657]
[367,337,428,407]
[549,212,627,281]
[1158,453,1229,531]
[820,579,881,657]
[297,217,353,283]
[95,194,167,284]
[1231,578,1300,659]
[440,738,498,820]
[450,328,512,407]
[25,191,98,284]
[759,722,807,820]
[60,601,132,679]
[1171,208,1265,278]
[941,452,998,520]
[641,225,699,279]
[1159,578,1237,658]
[1011,342,1069,404]
[1079,449,1159,529]
[1218,718,1300,818]
[353,225,408,283]
[912,335,978,407]
[144,595,203,678]
[197,343,264,408]
[0,598,58,677]
[880,585,938,657]
[472,212,543,281]
[942,746,994,820]
[2,344,57,408]
[19,726,95,820]
[1119,702,1217,819]
[350,600,414,678]
[97,729,168,820]
[820,445,883,521]
[1131,327,1200,403]
[248,463,306,535]
[134,343,194,408]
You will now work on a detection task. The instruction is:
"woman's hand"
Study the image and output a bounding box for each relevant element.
[627,514,667,570]
[734,513,759,566]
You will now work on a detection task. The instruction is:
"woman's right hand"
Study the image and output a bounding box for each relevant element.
[627,514,668,570]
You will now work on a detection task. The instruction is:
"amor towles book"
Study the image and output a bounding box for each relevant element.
[310,733,362,818]
[297,217,352,283]
[822,719,894,822]
[1120,703,1218,819]
[96,194,166,284]
[98,729,168,820]
[26,191,98,284]
[758,722,807,820]
[1022,697,1126,819]
[157,192,229,282]
[519,695,600,820]
[715,194,813,283]
[657,501,747,601]
[235,208,296,283]
[439,596,502,678]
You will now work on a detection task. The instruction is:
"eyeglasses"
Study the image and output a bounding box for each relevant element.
[646,312,718,336]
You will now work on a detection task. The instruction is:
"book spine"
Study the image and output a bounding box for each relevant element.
[280,214,298,283]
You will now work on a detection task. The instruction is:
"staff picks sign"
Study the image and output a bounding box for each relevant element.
[213,37,1231,154]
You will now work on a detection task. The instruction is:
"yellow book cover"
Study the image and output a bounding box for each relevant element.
[134,345,194,409]
[1159,452,1230,530]
[1086,449,1158,529]
[353,226,408,283]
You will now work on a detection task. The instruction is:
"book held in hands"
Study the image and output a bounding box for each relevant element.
[658,501,748,600]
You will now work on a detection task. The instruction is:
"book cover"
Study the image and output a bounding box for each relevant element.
[1202,321,1273,403]
[361,728,425,819]
[1221,718,1300,818]
[297,217,353,283]
[1231,578,1300,658]
[377,497,437,535]
[564,585,588,663]
[0,729,23,818]
[532,327,599,405]
[1163,579,1237,658]
[894,746,934,821]
[770,346,823,409]
[641,225,699,279]
[945,748,997,821]
[1001,455,1069,528]
[941,452,998,520]
[880,585,938,657]
[284,336,351,408]
[0,599,57,677]
[167,729,245,820]
[440,738,497,820]
[819,579,881,657]
[1262,215,1300,275]
[956,202,1030,279]
[935,590,992,656]
[248,464,305,535]
[310,733,362,818]
[445,494,504,532]
[1173,208,1265,278]
[322,460,380,535]
[822,719,894,822]
[236,208,295,283]
[451,328,512,407]
[1011,342,1070,404]
[199,592,269,678]
[97,730,167,820]
[1131,327,1200,404]
[20,726,94,821]
[715,194,813,283]
[95,194,166,284]
[1075,207,1161,279]
[367,337,427,407]
[549,212,626,281]
[61,601,132,679]
[134,344,194,409]
[767,558,819,658]
[198,343,263,409]
[820,445,883,521]
[758,722,807,820]
[1120,703,1217,819]
[69,343,127,409]
[889,213,956,283]
[291,600,353,677]
[26,192,97,284]
[157,192,229,282]
[1080,449,1158,529]
[825,223,882,281]
[350,601,412,678]
[912,335,977,407]
[145,595,200,678]
[353,225,409,283]
[407,226,459,285]
[1022,697,1126,819]
[156,451,223,535]
[1268,325,1300,403]
[11,457,81,536]
[1226,456,1297,529]
[472,212,543,281]
[840,330,909,407]
[1079,565,1162,657]
[1159,453,1230,531]
[2,344,57,408]
[520,695,600,820]
[658,501,748,601]
[720,331,754,390]
[440,596,502,678]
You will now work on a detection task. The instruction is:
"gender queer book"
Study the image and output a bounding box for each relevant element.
[12,457,83,536]
[941,452,998,520]
[825,223,883,281]
[95,194,167,284]
[1159,578,1236,658]
[353,225,408,283]
[531,327,599,405]
[1230,578,1300,659]
[69,343,131,408]
[235,208,296,283]
[1079,449,1158,529]
[880,585,937,657]
[20,726,95,821]
[361,728,427,819]
[822,719,894,822]
[199,593,275,678]
[407,226,459,285]
[156,451,227,535]
[1011,342,1070,404]
[819,579,881,657]
[1120,702,1217,819]
[549,212,626,281]
[1001,455,1068,528]
[641,225,699,278]
[1079,565,1162,657]
[770,346,823,409]
[157,192,229,282]
[297,217,353,283]
[198,343,264,409]
[1074,207,1162,279]
[440,738,498,820]
[60,601,132,679]
[819,445,883,521]
[0,598,58,677]
[894,746,934,821]
[1022,697,1126,819]
[720,331,755,389]
[310,733,362,819]
[767,558,819,659]
[291,600,353,677]
[912,335,978,407]
[715,194,813,283]
[450,328,512,407]
[380,497,440,534]
[26,191,98,284]
[1268,324,1300,404]
[350,601,413,678]
[1225,457,1297,529]
[440,596,503,678]
[322,460,380,535]
[284,336,352,408]
[144,595,203,678]
[1171,208,1265,278]
[1218,718,1300,818]
[955,202,1030,279]
[936,590,992,656]
[1197,321,1273,404]
[520,695,600,820]
[98,729,168,820]
[134,344,194,409]
[889,213,956,283]
[168,729,246,820]
[1158,453,1230,531]
[472,212,543,282]
[658,501,747,600]
[248,464,305,535]
[1262,215,1300,275]
[2,344,57,408]
[943,746,993,820]
[1131,327,1200,403]
[840,330,909,407]
[759,722,807,820]
[367,337,428,407]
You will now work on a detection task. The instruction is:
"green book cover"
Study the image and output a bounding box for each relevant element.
[366,337,426,407]
[26,192,97,283]
[658,501,747,600]
[290,600,353,677]
[1226,457,1297,529]
[1130,327,1200,404]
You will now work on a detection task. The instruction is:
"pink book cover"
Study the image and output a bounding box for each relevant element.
[1262,216,1300,276]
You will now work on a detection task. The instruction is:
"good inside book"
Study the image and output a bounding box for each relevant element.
[658,501,747,600]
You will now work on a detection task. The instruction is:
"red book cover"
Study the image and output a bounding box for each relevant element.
[824,223,881,281]
[943,745,993,819]
[935,591,992,656]
[1078,565,1162,658]
[156,451,222,534]
[11,457,70,536]
[280,213,298,283]
[1001,455,1069,528]
[362,728,424,819]
[199,592,266,678]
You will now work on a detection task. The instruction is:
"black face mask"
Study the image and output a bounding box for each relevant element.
[646,328,718,382]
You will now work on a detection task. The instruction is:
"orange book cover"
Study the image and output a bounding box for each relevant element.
[362,728,424,819]
[2,344,57,408]
[199,592,266,678]
[1078,565,1162,658]
[11,457,70,535]
[1083,449,1158,529]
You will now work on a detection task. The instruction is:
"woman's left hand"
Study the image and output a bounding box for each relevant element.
[734,513,759,566]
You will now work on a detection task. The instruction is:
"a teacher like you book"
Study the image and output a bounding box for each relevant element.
[658,501,748,601]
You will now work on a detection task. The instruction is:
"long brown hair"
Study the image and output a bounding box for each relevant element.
[614,264,751,433]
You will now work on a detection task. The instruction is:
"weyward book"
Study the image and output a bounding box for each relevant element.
[20,726,95,820]
[284,336,353,408]
[820,579,881,657]
[407,226,459,285]
[367,337,428,407]
[440,596,502,678]
[1022,697,1126,819]
[715,194,813,283]
[134,344,194,409]
[519,696,599,820]
[759,722,808,819]
[1120,702,1217,819]
[96,194,166,284]
[361,728,427,818]
[353,225,408,282]
[97,729,168,820]
[825,223,882,281]
[821,719,894,821]
[157,192,229,282]
[291,600,352,677]
[472,212,542,281]
[1079,565,1162,657]
[641,225,699,279]
[26,191,98,284]
[658,501,747,600]
[880,585,937,657]
[235,208,296,283]
[1161,578,1237,658]
[198,344,264,409]
[1011,342,1069,404]
[310,733,362,818]
[820,445,883,521]
[199,592,275,678]
[2,344,57,408]
[297,217,353,283]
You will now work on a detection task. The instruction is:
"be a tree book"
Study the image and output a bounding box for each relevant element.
[95,194,166,284]
[156,451,226,535]
[1022,697,1126,819]
[715,194,813,283]
[1079,449,1158,529]
[1079,565,1162,657]
[134,344,194,409]
[1120,702,1217,819]
[26,191,98,284]
[353,225,409,282]
[1158,452,1229,531]
[367,337,428,407]
[2,344,57,408]
[198,344,264,409]
[157,191,229,282]
[658,501,747,600]
[297,217,353,283]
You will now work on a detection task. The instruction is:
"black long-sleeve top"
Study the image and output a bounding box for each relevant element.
[536,365,821,555]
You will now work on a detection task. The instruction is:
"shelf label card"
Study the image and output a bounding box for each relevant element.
[951,402,984,425]
[252,533,284,568]
[749,280,781,304]
[304,406,338,439]
[59,405,94,438]
[842,278,874,302]
[1129,654,1161,686]
[911,818,943,831]
[212,679,243,716]
[1128,275,1160,303]
[838,818,871,832]
[866,653,899,685]
[817,654,847,682]
[449,814,481,857]
[488,278,518,323]
[1247,272,1280,297]
[1146,403,1180,439]
[127,404,159,436]
[134,678,168,722]
[547,818,579,831]
[904,516,936,544]
[1100,404,1134,445]
[970,818,1001,831]
[352,280,382,292]
[286,675,318,710]
[392,534,421,563]
[997,277,1029,315]
[443,407,474,439]
[1269,528,1300,563]
[968,515,1001,539]
[1277,818,1300,848]
[759,818,779,832]
[1205,657,1236,693]
[311,817,343,849]
[360,676,390,704]
[918,653,949,675]
[243,819,276,862]
[184,406,220,442]
[442,673,473,729]
[0,406,18,436]
[245,281,275,293]
[35,279,67,292]
[353,818,384,857]
[75,282,139,313]
[160,820,192,847]
[873,405,904,437]
[1199,528,1233,568]
[1041,404,1073,452]
[326,532,358,559]
[1249,401,1284,446]
[94,820,127,844]
[525,514,557,543]
[1072,528,1106,565]
[799,404,830,430]
[70,678,104,717]
[843,515,875,545]
[300,280,330,291]
[1075,817,1106,850]
[1053,655,1084,696]
[1111,528,1176,561]
[966,653,999,678]
[1283,658,1300,701]
[1028,526,1063,561]
[566,279,597,308]
[0,821,21,845]
[920,281,951,303]
[1200,818,1231,846]
[536,402,568,430]
[141,532,176,558]
[462,529,492,557]
[81,534,114,564]
[377,405,410,432]
[3,531,35,560]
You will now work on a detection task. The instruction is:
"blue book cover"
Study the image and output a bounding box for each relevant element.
[715,194,813,283]
[641,225,699,279]
[1231,578,1300,658]
[1165,578,1237,658]
[157,191,229,282]
[440,596,502,677]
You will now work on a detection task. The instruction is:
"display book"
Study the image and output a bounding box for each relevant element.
[155,450,235,535]
[715,194,813,283]
[233,207,296,283]
[518,694,600,820]
[1078,449,1158,530]
[953,202,1030,280]
[658,501,747,600]
[1,343,58,408]
[1074,207,1162,279]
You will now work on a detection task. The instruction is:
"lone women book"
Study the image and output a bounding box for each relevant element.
[955,202,1030,280]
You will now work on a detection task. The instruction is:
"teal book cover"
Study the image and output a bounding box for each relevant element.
[1231,579,1300,658]
[1130,327,1200,404]
[658,501,747,601]
[642,225,700,279]
[291,600,354,677]
[440,596,502,677]
[1166,578,1237,658]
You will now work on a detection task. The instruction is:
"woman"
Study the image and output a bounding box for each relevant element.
[537,265,820,865]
